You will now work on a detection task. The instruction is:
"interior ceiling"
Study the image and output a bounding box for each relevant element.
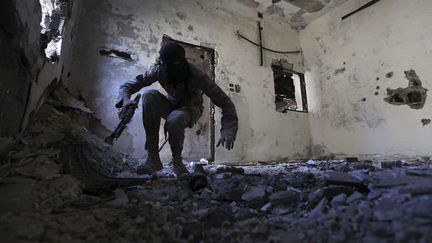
[238,0,349,30]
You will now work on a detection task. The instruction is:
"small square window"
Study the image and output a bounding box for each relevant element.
[272,65,308,113]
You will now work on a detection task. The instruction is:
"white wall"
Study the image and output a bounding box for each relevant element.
[66,0,312,163]
[300,0,432,159]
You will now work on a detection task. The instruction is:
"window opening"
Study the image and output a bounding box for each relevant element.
[272,65,308,113]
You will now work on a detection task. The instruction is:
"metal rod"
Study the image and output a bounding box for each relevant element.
[257,21,263,66]
[158,138,169,152]
[342,0,381,20]
[236,31,301,54]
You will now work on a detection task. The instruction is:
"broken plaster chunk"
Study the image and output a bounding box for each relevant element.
[309,198,328,218]
[324,171,366,189]
[308,188,324,208]
[107,189,129,208]
[52,87,93,114]
[241,185,266,202]
[344,157,359,163]
[15,159,61,180]
[269,189,300,207]
[374,197,403,221]
[260,202,272,212]
[331,193,347,207]
[306,160,317,165]
[48,175,82,198]
[347,191,364,203]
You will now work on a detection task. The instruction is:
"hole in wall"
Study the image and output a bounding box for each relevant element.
[384,69,428,109]
[99,49,134,61]
[39,0,72,62]
[421,119,431,126]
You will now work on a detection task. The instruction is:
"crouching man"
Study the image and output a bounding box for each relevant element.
[116,43,238,176]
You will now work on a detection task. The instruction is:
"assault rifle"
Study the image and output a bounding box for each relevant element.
[104,94,141,145]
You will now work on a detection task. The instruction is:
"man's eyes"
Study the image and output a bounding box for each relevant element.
[160,61,182,65]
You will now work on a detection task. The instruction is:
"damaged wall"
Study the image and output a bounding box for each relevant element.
[65,0,311,163]
[300,0,432,159]
[0,0,79,140]
[0,0,43,137]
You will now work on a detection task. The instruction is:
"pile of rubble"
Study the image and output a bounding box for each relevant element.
[1,86,432,242]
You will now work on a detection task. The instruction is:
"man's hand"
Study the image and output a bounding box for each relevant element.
[216,135,235,150]
[117,98,134,120]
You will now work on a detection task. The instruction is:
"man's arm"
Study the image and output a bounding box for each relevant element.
[115,65,159,108]
[199,73,238,149]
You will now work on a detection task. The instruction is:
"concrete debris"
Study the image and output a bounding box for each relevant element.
[306,159,317,165]
[330,193,347,207]
[241,185,266,202]
[52,87,93,114]
[1,85,432,242]
[269,189,300,207]
[107,189,129,207]
[15,158,61,180]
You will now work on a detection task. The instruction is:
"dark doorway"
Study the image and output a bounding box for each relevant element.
[161,36,216,162]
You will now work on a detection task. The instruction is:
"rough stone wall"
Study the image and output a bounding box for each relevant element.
[300,0,432,159]
[0,0,79,139]
[0,0,43,137]
[66,0,311,163]
[22,0,81,130]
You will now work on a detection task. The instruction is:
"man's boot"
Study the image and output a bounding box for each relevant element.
[136,152,163,174]
[171,155,190,177]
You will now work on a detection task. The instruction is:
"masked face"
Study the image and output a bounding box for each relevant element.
[159,59,189,84]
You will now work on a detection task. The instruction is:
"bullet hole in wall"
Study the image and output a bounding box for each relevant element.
[421,119,431,126]
[334,67,346,75]
[386,72,394,78]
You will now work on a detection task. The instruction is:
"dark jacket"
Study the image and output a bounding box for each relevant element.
[116,63,238,139]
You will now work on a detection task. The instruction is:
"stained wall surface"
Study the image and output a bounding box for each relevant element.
[300,0,432,159]
[65,0,312,163]
[0,0,77,139]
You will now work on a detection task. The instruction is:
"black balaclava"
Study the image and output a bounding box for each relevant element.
[159,42,189,85]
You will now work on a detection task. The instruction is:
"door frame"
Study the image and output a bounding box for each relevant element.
[161,35,216,162]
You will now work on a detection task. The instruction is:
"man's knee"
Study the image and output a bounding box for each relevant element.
[166,110,190,133]
[142,89,163,105]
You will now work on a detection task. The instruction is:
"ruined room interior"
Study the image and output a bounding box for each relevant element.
[1,0,431,242]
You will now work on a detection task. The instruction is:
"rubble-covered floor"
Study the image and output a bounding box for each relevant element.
[1,87,432,242]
